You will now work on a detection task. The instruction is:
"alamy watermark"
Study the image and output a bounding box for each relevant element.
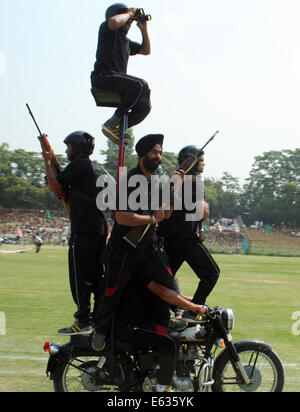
[96,168,205,221]
[0,312,6,336]
[291,312,300,336]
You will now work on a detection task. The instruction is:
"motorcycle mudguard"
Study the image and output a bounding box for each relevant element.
[215,339,273,365]
[46,343,73,380]
[46,355,59,379]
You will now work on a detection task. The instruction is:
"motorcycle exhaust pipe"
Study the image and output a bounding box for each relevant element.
[44,341,62,355]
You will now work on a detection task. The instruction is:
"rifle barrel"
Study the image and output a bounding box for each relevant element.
[26,103,43,136]
[184,131,218,174]
[26,103,70,219]
[199,130,219,152]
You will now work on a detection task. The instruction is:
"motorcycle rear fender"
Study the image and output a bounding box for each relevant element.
[46,343,73,380]
[46,354,59,380]
[215,339,273,363]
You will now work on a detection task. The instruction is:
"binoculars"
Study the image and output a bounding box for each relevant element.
[135,8,152,22]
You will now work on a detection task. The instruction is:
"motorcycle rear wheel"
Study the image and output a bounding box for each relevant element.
[53,356,119,393]
[212,341,285,392]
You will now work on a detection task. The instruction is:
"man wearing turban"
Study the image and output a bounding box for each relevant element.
[92,134,205,391]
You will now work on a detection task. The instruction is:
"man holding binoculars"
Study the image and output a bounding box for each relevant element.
[91,3,152,145]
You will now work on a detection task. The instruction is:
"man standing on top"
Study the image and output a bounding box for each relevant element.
[91,3,151,145]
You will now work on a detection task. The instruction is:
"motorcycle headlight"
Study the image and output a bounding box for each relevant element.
[222,309,235,331]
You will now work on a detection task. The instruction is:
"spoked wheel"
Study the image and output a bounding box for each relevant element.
[212,341,285,392]
[53,356,118,392]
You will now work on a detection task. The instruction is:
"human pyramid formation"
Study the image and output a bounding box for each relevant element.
[42,3,220,393]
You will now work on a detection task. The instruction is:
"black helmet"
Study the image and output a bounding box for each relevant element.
[105,3,129,20]
[178,145,204,173]
[64,131,95,160]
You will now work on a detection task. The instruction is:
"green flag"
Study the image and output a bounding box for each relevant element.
[265,224,272,233]
[46,210,52,220]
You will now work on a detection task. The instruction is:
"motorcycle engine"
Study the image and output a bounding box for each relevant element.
[172,375,194,392]
[176,344,198,387]
[180,324,206,342]
[142,376,194,392]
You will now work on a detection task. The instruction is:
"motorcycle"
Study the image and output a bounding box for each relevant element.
[44,306,285,392]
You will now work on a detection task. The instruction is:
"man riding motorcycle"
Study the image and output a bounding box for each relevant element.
[115,269,206,392]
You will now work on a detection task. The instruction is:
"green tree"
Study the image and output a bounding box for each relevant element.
[100,129,136,180]
[0,143,12,176]
[0,174,47,208]
[203,178,222,217]
[241,149,300,225]
[0,143,68,209]
[10,149,45,187]
[203,173,242,219]
[161,152,178,176]
[219,172,242,218]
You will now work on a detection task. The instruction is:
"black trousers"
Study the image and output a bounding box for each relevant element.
[116,319,181,386]
[164,235,220,305]
[68,233,107,324]
[91,72,151,128]
[96,245,176,335]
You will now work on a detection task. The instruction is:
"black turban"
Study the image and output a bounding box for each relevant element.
[135,134,164,157]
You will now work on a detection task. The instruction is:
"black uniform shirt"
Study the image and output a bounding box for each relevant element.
[158,174,204,238]
[93,22,141,75]
[56,157,107,235]
[109,165,159,251]
[116,271,170,327]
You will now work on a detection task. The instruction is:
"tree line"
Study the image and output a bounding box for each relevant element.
[1,139,299,227]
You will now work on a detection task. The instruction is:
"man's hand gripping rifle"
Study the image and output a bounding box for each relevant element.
[26,104,70,218]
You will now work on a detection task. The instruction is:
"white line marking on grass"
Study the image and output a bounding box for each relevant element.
[0,355,299,374]
[0,356,48,362]
[0,370,45,376]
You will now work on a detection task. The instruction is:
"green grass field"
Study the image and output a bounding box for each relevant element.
[0,245,300,392]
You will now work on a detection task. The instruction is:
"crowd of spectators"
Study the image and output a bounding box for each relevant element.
[0,207,70,246]
[248,220,300,237]
[1,208,299,251]
[203,218,243,252]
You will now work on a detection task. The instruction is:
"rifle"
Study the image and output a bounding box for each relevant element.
[123,131,219,248]
[25,103,70,218]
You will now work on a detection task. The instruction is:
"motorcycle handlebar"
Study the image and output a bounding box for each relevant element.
[205,305,223,319]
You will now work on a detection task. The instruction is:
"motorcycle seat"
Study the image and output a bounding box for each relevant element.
[114,340,142,353]
[69,334,151,355]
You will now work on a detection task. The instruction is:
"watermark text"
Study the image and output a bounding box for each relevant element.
[96,168,205,222]
[292,312,300,336]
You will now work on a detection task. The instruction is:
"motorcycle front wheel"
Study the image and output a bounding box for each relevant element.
[53,355,119,393]
[212,341,285,392]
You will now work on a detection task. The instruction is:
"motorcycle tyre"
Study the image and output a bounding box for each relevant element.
[212,340,285,393]
[53,356,113,393]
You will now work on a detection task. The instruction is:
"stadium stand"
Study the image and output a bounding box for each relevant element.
[1,208,299,255]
